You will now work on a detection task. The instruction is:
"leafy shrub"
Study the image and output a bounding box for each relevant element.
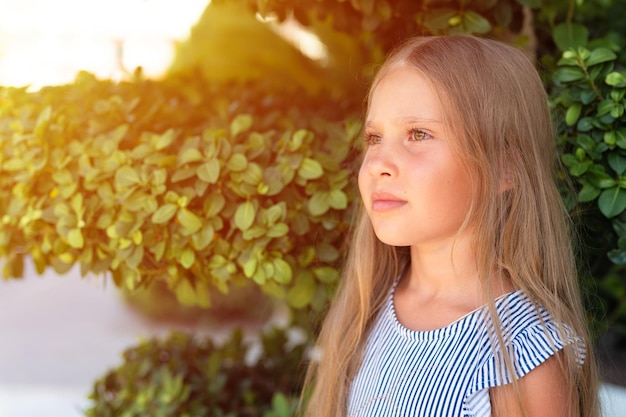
[551,45,626,333]
[85,328,305,417]
[0,73,361,313]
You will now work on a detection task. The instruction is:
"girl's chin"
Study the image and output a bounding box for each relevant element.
[373,231,412,247]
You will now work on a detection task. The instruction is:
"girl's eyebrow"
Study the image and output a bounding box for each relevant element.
[365,117,443,128]
[396,116,442,125]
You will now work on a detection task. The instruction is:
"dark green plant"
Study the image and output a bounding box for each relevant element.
[85,327,304,417]
[551,44,626,334]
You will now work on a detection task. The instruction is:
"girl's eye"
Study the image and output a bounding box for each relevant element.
[410,129,432,142]
[364,134,382,146]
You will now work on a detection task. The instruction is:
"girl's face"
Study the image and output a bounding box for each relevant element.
[358,66,474,249]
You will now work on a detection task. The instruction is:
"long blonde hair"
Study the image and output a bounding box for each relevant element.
[302,35,599,417]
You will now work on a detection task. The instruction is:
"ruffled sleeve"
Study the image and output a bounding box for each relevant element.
[463,293,586,416]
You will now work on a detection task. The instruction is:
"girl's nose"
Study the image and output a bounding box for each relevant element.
[363,145,398,178]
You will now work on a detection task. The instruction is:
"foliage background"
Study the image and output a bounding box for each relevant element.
[1,0,625,414]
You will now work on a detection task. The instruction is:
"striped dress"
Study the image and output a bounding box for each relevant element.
[347,288,584,416]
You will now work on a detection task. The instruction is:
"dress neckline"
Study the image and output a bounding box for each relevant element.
[387,280,524,341]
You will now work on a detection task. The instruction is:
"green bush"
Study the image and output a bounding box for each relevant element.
[0,73,360,312]
[85,328,305,417]
[551,45,626,334]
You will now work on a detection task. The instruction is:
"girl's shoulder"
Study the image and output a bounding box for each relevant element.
[479,290,585,384]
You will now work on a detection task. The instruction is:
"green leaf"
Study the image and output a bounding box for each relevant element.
[150,129,175,150]
[298,158,324,180]
[273,258,292,284]
[234,201,256,231]
[269,393,291,417]
[180,248,196,269]
[227,153,248,172]
[230,114,253,137]
[598,187,626,218]
[287,271,315,309]
[570,160,592,176]
[423,8,457,31]
[152,203,178,224]
[243,256,258,278]
[175,280,197,306]
[565,103,582,126]
[67,228,84,249]
[289,129,308,151]
[328,189,348,210]
[552,23,588,51]
[462,11,491,34]
[553,67,585,83]
[578,183,601,202]
[177,208,203,235]
[267,223,289,238]
[597,99,616,116]
[171,166,197,183]
[115,166,141,188]
[197,159,221,183]
[616,129,626,149]
[606,71,626,88]
[608,153,626,175]
[587,166,616,189]
[204,194,226,217]
[607,249,626,264]
[34,106,52,137]
[308,192,330,216]
[263,203,285,225]
[586,48,617,67]
[192,224,215,250]
[577,117,594,132]
[178,148,203,165]
[313,266,339,283]
[611,104,624,119]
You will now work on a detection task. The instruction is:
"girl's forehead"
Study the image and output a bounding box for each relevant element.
[367,66,447,123]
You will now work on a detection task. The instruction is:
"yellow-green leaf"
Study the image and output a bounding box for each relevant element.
[178,148,203,165]
[152,203,178,224]
[115,166,141,189]
[180,248,196,269]
[234,201,256,231]
[227,153,248,172]
[308,192,330,216]
[462,11,491,34]
[267,223,289,238]
[273,258,292,284]
[205,194,226,217]
[287,271,315,309]
[243,257,258,278]
[313,266,339,283]
[194,281,211,308]
[197,159,221,183]
[175,280,197,306]
[151,129,175,150]
[230,114,253,137]
[177,208,203,235]
[328,189,348,209]
[34,106,52,137]
[298,158,324,180]
[67,228,84,249]
[566,103,582,126]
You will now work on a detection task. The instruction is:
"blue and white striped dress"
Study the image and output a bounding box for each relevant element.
[347,288,584,416]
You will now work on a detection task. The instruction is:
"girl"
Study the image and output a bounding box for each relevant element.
[302,35,600,416]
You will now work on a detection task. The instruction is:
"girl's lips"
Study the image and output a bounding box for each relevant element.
[371,192,407,212]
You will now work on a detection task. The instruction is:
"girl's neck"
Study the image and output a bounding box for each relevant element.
[406,235,479,293]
